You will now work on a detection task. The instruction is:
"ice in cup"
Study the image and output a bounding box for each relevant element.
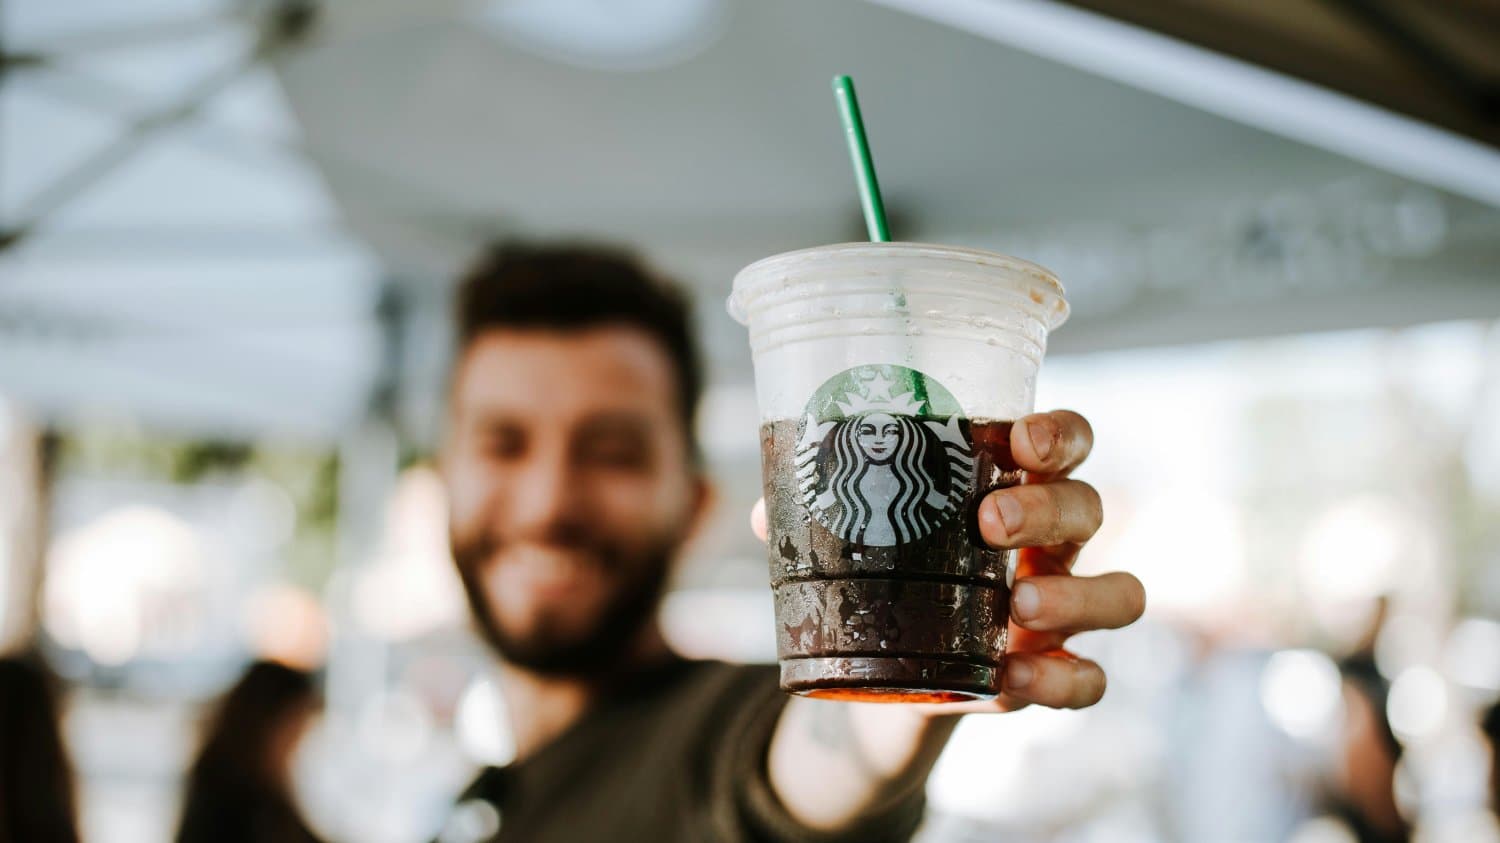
[729,242,1069,702]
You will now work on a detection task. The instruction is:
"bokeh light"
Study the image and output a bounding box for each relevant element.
[352,467,465,641]
[242,583,328,670]
[1259,649,1344,742]
[44,505,206,666]
[1388,666,1450,742]
[1444,617,1500,695]
[1112,491,1246,617]
[1298,496,1408,604]
[455,674,514,767]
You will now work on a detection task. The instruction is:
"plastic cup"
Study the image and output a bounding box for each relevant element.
[729,242,1069,702]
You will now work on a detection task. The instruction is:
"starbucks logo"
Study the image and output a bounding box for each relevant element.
[796,365,974,547]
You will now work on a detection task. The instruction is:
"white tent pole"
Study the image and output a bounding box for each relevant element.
[870,0,1500,209]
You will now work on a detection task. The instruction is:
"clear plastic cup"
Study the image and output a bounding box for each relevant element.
[729,242,1068,702]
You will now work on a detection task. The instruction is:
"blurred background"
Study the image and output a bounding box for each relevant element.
[2,0,1499,841]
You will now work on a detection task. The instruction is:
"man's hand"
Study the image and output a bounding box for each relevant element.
[937,408,1141,712]
[754,410,1145,832]
[754,409,1143,712]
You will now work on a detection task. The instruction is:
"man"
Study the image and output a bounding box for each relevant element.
[439,243,1145,841]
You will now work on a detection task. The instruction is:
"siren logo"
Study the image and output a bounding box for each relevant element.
[796,365,974,547]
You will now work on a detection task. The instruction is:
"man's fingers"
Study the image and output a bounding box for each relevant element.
[908,648,1113,715]
[1010,572,1146,633]
[1016,543,1084,577]
[750,498,768,542]
[1001,652,1107,709]
[977,479,1103,549]
[1011,410,1093,478]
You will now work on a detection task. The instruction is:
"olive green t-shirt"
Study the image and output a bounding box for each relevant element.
[438,659,926,843]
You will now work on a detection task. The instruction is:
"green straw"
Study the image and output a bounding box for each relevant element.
[831,75,931,412]
[832,75,891,243]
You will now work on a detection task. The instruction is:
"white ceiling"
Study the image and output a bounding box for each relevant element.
[276,0,1500,419]
[284,0,1391,273]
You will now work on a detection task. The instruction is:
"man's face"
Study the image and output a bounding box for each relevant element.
[443,326,702,676]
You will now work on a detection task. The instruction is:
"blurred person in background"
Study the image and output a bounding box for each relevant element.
[1329,599,1408,843]
[435,244,1145,841]
[175,660,323,843]
[0,654,80,843]
[1484,700,1500,820]
[1329,677,1406,843]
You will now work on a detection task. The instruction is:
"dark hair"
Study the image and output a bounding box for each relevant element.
[0,655,79,843]
[455,242,704,459]
[175,661,322,843]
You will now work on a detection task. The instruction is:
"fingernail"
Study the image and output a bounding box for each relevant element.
[1027,418,1055,461]
[1012,581,1041,621]
[1006,659,1034,690]
[996,494,1024,536]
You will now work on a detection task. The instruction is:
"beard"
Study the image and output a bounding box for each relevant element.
[450,523,676,678]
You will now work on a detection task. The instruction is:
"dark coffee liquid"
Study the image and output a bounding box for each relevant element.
[760,418,1020,702]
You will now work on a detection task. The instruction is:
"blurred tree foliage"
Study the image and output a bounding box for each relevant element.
[53,427,341,591]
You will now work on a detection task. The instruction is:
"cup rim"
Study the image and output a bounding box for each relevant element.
[729,241,1068,328]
